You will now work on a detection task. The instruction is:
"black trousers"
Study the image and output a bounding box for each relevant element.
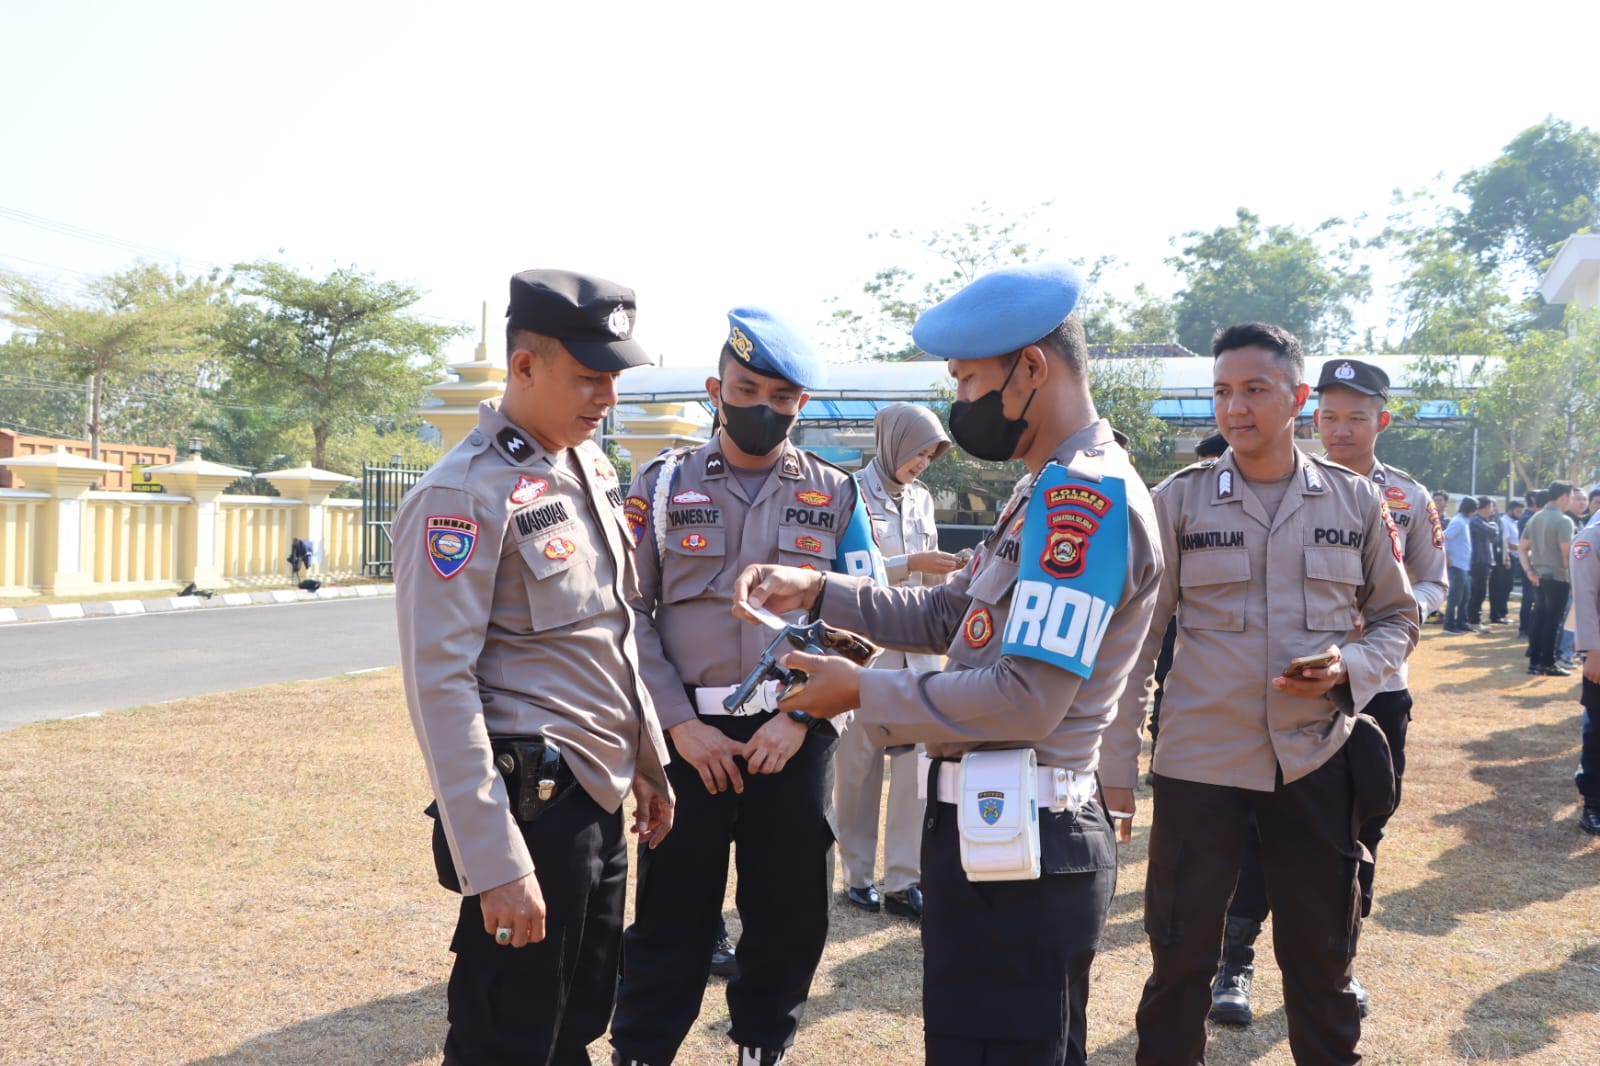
[1578,678,1600,808]
[1517,560,1536,633]
[441,789,627,1066]
[1229,690,1414,923]
[1468,564,1491,624]
[921,790,1117,1066]
[1136,753,1362,1066]
[1529,579,1571,668]
[610,714,837,1063]
[1489,564,1514,621]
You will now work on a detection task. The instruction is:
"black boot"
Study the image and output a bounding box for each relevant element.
[1209,916,1261,1026]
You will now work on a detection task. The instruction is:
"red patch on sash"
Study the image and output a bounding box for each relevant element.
[509,477,547,505]
[1380,501,1403,563]
[964,607,994,649]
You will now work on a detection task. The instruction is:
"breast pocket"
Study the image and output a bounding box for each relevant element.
[1304,545,1362,631]
[1177,548,1250,632]
[660,526,728,604]
[944,558,1013,668]
[778,525,838,571]
[518,524,611,632]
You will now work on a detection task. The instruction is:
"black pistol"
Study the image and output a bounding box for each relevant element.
[723,620,880,713]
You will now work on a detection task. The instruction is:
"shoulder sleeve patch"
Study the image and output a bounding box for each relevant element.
[425,515,479,579]
[1003,463,1129,679]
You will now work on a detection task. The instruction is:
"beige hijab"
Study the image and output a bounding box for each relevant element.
[873,402,951,493]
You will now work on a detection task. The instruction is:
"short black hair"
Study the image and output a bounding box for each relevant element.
[1548,480,1575,500]
[1529,490,1547,508]
[1476,495,1494,508]
[1509,499,1525,511]
[1458,496,1478,515]
[1195,432,1228,459]
[1211,322,1305,387]
[1589,488,1600,503]
[1036,313,1088,374]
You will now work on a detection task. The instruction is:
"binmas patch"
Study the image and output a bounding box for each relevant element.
[964,607,994,649]
[425,515,478,579]
[1575,540,1592,561]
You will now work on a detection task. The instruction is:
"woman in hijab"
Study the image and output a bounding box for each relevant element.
[836,402,965,920]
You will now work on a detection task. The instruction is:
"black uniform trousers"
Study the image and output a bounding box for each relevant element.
[610,713,837,1064]
[1578,678,1600,809]
[1489,563,1514,621]
[1137,750,1363,1066]
[441,788,627,1066]
[1468,563,1492,625]
[1529,579,1571,669]
[921,789,1117,1066]
[1228,689,1413,922]
[1517,559,1536,633]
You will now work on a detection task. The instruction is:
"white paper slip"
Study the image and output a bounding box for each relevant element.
[741,603,790,630]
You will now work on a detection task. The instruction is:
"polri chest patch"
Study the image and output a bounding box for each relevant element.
[426,515,478,579]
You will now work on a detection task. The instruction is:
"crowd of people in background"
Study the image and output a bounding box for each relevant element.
[1440,484,1600,677]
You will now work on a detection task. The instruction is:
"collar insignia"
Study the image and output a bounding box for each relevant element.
[496,427,532,463]
[1304,465,1323,491]
[781,452,802,478]
[705,452,727,477]
[1217,469,1234,498]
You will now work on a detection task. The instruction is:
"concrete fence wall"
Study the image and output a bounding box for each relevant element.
[0,460,364,597]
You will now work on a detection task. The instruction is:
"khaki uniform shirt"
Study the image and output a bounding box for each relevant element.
[856,459,944,672]
[1116,449,1418,791]
[1571,512,1600,654]
[395,400,670,897]
[817,420,1163,789]
[626,438,872,732]
[1365,459,1448,693]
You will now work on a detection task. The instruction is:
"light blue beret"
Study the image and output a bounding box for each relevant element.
[724,305,829,389]
[912,262,1084,360]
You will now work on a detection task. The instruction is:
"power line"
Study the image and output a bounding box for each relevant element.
[0,204,223,273]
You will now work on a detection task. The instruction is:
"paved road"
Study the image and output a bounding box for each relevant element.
[0,597,400,730]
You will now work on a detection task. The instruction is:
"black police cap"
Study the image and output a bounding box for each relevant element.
[1315,359,1389,399]
[507,269,652,372]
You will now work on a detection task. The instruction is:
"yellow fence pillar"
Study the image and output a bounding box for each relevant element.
[610,402,711,471]
[261,465,357,575]
[0,448,122,595]
[144,457,251,585]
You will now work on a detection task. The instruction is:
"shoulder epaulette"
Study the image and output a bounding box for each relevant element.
[1308,453,1363,480]
[800,448,853,478]
[640,444,696,474]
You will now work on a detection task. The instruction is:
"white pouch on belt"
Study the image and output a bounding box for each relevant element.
[956,748,1041,881]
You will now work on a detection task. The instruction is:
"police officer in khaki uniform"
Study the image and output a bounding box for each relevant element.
[836,402,962,920]
[734,263,1165,1066]
[1208,357,1448,1025]
[1570,509,1600,835]
[609,307,883,1066]
[395,269,674,1066]
[1119,323,1418,1066]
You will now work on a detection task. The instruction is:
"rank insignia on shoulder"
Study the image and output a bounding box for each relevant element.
[681,533,709,551]
[510,476,548,505]
[1304,465,1323,492]
[1217,469,1234,498]
[782,453,802,478]
[705,453,727,476]
[544,537,576,561]
[426,515,478,579]
[794,535,823,554]
[977,790,1004,825]
[673,489,711,505]
[796,489,832,506]
[963,607,994,649]
[496,427,532,462]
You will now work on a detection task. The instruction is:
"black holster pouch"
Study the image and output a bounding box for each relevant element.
[1344,711,1398,829]
[421,736,572,895]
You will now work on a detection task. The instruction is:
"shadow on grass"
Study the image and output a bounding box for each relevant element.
[1451,943,1600,1059]
[186,983,445,1065]
[1090,1008,1291,1064]
[1377,717,1598,936]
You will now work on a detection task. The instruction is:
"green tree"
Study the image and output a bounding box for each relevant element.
[1455,117,1600,275]
[217,262,465,470]
[1167,208,1371,355]
[0,264,226,457]
[0,342,85,437]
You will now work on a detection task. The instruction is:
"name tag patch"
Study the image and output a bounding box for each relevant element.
[426,515,478,579]
[667,507,722,528]
[514,501,572,539]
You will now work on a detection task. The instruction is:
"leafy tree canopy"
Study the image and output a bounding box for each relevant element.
[1455,117,1600,275]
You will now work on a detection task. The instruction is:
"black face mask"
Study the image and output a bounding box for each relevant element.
[719,399,797,457]
[949,356,1037,462]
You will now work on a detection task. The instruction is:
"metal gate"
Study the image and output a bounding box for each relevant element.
[362,463,427,577]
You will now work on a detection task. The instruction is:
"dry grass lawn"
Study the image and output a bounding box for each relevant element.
[2,624,1597,1064]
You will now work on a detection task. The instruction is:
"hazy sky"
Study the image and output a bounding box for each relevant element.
[5,0,1600,366]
